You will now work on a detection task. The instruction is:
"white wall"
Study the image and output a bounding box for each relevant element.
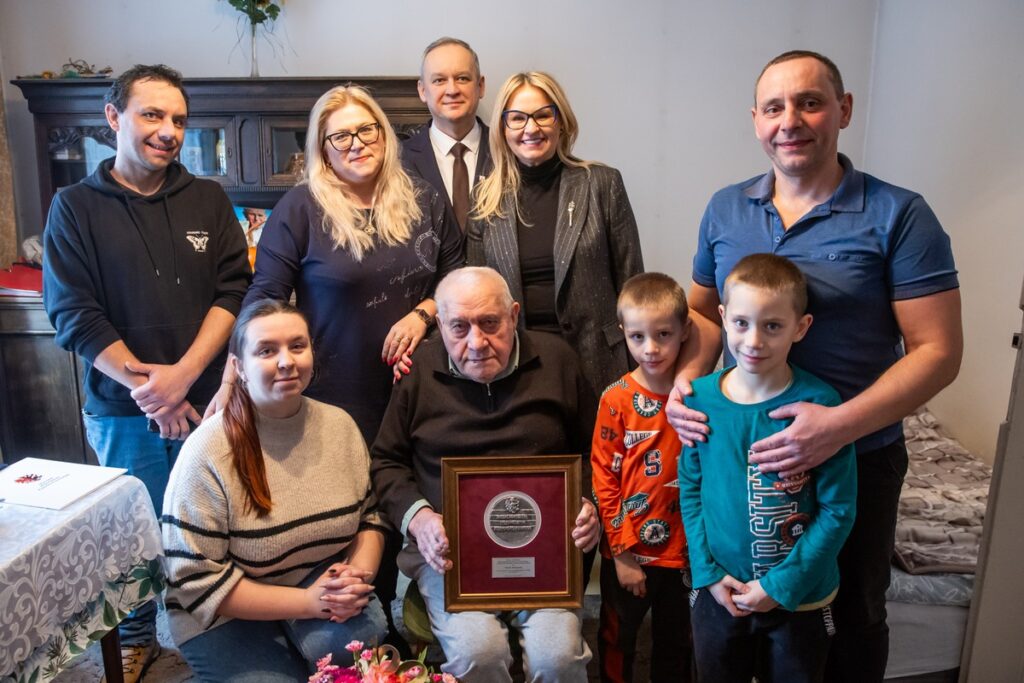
[0,0,876,281]
[2,0,1017,460]
[864,0,1024,462]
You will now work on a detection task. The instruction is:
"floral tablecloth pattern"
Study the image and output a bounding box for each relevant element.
[0,475,164,682]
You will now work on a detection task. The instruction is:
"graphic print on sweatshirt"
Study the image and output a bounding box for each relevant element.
[186,230,209,253]
[748,464,803,579]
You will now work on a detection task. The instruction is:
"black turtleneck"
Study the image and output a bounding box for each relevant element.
[517,155,562,333]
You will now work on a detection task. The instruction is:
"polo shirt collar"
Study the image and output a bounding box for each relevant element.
[429,119,483,157]
[744,153,864,213]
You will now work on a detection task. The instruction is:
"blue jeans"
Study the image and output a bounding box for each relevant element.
[179,563,389,683]
[83,413,185,646]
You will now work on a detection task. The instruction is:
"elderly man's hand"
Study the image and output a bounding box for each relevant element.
[571,498,600,552]
[408,507,452,574]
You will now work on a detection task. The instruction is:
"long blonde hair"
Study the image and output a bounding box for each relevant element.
[473,72,594,222]
[304,85,421,261]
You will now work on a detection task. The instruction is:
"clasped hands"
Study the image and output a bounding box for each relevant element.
[126,360,201,440]
[307,562,375,623]
[709,575,779,616]
[409,499,601,575]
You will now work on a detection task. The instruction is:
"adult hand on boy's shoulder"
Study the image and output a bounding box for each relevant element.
[613,552,647,598]
[708,575,750,617]
[733,579,779,613]
[748,401,851,479]
[666,380,709,447]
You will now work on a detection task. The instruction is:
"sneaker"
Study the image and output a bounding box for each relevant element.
[101,641,161,683]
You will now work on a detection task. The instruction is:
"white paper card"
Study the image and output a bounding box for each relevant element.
[0,458,125,510]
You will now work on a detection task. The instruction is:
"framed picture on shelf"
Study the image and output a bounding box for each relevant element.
[234,206,273,268]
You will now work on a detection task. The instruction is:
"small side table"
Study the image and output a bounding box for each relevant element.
[0,475,164,683]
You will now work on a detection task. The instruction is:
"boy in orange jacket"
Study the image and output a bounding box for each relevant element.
[592,272,693,682]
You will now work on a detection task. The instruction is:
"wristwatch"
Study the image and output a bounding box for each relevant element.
[413,307,433,327]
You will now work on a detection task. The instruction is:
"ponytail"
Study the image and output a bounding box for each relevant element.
[223,377,272,516]
[223,297,310,517]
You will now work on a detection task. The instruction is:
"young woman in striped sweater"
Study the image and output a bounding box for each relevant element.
[161,299,389,681]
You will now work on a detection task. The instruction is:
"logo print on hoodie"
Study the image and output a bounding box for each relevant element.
[186,231,209,253]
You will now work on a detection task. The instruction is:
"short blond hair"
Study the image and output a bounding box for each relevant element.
[617,272,689,326]
[723,254,808,315]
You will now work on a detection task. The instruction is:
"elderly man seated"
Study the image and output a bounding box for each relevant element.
[371,266,599,683]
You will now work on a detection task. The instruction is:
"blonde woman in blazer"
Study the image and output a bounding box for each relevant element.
[467,71,644,396]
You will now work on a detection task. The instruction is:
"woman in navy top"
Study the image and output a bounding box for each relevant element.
[212,85,463,443]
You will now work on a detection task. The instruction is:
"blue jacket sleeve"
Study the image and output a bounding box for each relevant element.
[426,185,465,289]
[243,193,308,309]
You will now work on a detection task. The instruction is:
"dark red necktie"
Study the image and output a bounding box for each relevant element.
[451,142,469,232]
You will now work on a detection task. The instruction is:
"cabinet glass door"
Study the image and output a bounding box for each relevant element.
[179,116,238,186]
[46,120,116,192]
[262,117,308,186]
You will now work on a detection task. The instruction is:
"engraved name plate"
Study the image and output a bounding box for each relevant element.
[492,557,536,579]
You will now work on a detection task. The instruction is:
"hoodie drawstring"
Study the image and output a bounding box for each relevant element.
[119,193,163,279]
[161,198,181,285]
[117,192,181,286]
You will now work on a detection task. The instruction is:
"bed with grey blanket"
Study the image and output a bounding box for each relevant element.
[884,409,992,681]
[894,409,992,575]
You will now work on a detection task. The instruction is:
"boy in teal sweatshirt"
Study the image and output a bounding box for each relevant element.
[678,253,856,682]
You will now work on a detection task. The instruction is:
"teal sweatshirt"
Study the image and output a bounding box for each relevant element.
[678,365,857,611]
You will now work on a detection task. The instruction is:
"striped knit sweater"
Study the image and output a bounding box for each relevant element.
[161,397,388,645]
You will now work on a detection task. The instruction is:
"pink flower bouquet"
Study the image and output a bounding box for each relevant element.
[308,641,457,683]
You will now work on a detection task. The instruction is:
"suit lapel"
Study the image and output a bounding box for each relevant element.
[476,120,494,182]
[404,127,452,213]
[488,195,524,304]
[553,166,591,297]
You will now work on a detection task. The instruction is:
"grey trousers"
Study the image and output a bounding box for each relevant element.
[399,541,591,683]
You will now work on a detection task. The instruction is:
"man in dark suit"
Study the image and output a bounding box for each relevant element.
[402,37,492,231]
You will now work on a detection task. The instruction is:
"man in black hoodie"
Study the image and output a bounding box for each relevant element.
[42,64,250,682]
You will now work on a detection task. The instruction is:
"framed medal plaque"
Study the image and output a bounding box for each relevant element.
[441,454,583,611]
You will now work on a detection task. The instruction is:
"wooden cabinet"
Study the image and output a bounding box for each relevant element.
[0,295,95,464]
[13,76,428,215]
[2,77,428,464]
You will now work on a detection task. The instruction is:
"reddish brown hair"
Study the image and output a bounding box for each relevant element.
[223,298,310,517]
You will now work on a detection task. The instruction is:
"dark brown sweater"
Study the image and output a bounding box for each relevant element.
[370,330,596,528]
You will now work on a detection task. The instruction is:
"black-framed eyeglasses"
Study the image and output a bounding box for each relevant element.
[324,123,381,152]
[501,104,559,130]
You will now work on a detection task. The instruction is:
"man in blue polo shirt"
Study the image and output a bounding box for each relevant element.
[667,50,962,681]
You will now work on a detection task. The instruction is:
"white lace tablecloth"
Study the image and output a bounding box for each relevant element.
[0,475,164,682]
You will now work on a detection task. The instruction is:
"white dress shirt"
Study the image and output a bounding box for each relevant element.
[428,120,483,203]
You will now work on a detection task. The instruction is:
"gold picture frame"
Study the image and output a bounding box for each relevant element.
[441,454,583,612]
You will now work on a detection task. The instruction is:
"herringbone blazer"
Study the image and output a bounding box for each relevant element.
[467,163,644,395]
